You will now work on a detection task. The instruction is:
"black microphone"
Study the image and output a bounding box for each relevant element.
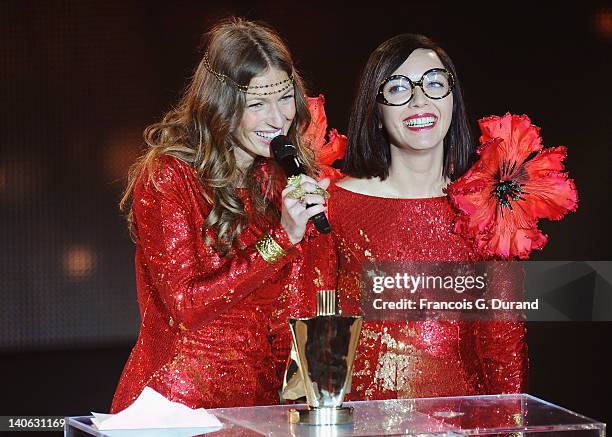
[270,135,331,234]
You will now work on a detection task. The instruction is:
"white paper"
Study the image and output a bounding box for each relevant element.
[92,387,222,431]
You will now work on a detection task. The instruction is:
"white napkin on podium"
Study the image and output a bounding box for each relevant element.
[91,386,222,432]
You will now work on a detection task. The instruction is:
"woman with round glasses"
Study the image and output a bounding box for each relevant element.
[276,34,526,401]
[110,17,330,412]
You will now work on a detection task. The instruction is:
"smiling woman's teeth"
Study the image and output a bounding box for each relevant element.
[404,116,436,127]
[255,130,282,139]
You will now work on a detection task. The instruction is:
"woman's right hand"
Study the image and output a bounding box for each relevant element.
[281,175,331,244]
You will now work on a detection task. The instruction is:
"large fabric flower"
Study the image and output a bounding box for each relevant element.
[304,95,346,181]
[447,113,578,259]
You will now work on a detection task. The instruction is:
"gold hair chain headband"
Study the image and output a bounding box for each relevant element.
[203,52,294,96]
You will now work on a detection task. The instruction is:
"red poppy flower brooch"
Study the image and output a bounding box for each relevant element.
[447,113,578,259]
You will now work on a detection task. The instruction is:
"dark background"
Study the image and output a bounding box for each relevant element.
[1,0,611,431]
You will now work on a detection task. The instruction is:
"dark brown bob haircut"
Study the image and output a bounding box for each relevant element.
[343,34,473,180]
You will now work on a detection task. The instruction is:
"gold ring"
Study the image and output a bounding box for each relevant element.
[286,186,307,201]
[312,186,331,199]
[286,175,330,200]
[287,175,303,188]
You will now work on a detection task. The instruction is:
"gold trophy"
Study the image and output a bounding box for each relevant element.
[284,290,363,426]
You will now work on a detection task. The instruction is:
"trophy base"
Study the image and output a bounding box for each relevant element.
[288,406,354,426]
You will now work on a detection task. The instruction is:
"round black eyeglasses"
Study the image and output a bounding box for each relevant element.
[376,68,455,106]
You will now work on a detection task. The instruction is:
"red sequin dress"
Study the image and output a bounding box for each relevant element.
[111,155,298,412]
[273,183,527,400]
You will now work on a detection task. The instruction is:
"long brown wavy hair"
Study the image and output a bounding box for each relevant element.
[120,17,316,256]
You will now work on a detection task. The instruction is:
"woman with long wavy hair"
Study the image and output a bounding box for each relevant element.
[111,17,329,411]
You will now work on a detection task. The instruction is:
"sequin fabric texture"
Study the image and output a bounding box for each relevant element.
[111,155,298,412]
[273,184,528,401]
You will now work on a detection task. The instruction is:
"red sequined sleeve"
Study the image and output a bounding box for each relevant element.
[478,262,529,393]
[133,157,298,330]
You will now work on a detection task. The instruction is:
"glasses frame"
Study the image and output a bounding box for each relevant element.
[376,68,455,106]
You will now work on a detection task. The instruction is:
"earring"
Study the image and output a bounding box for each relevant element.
[448,143,456,177]
[377,121,383,130]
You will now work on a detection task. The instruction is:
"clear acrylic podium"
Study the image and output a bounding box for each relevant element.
[65,394,606,436]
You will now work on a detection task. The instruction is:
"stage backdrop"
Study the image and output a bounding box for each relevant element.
[1,1,610,350]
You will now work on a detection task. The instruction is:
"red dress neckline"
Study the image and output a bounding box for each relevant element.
[333,184,448,201]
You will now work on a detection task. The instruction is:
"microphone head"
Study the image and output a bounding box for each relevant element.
[270,135,297,161]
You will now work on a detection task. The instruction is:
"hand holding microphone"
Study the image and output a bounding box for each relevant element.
[280,175,330,244]
[271,135,332,243]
